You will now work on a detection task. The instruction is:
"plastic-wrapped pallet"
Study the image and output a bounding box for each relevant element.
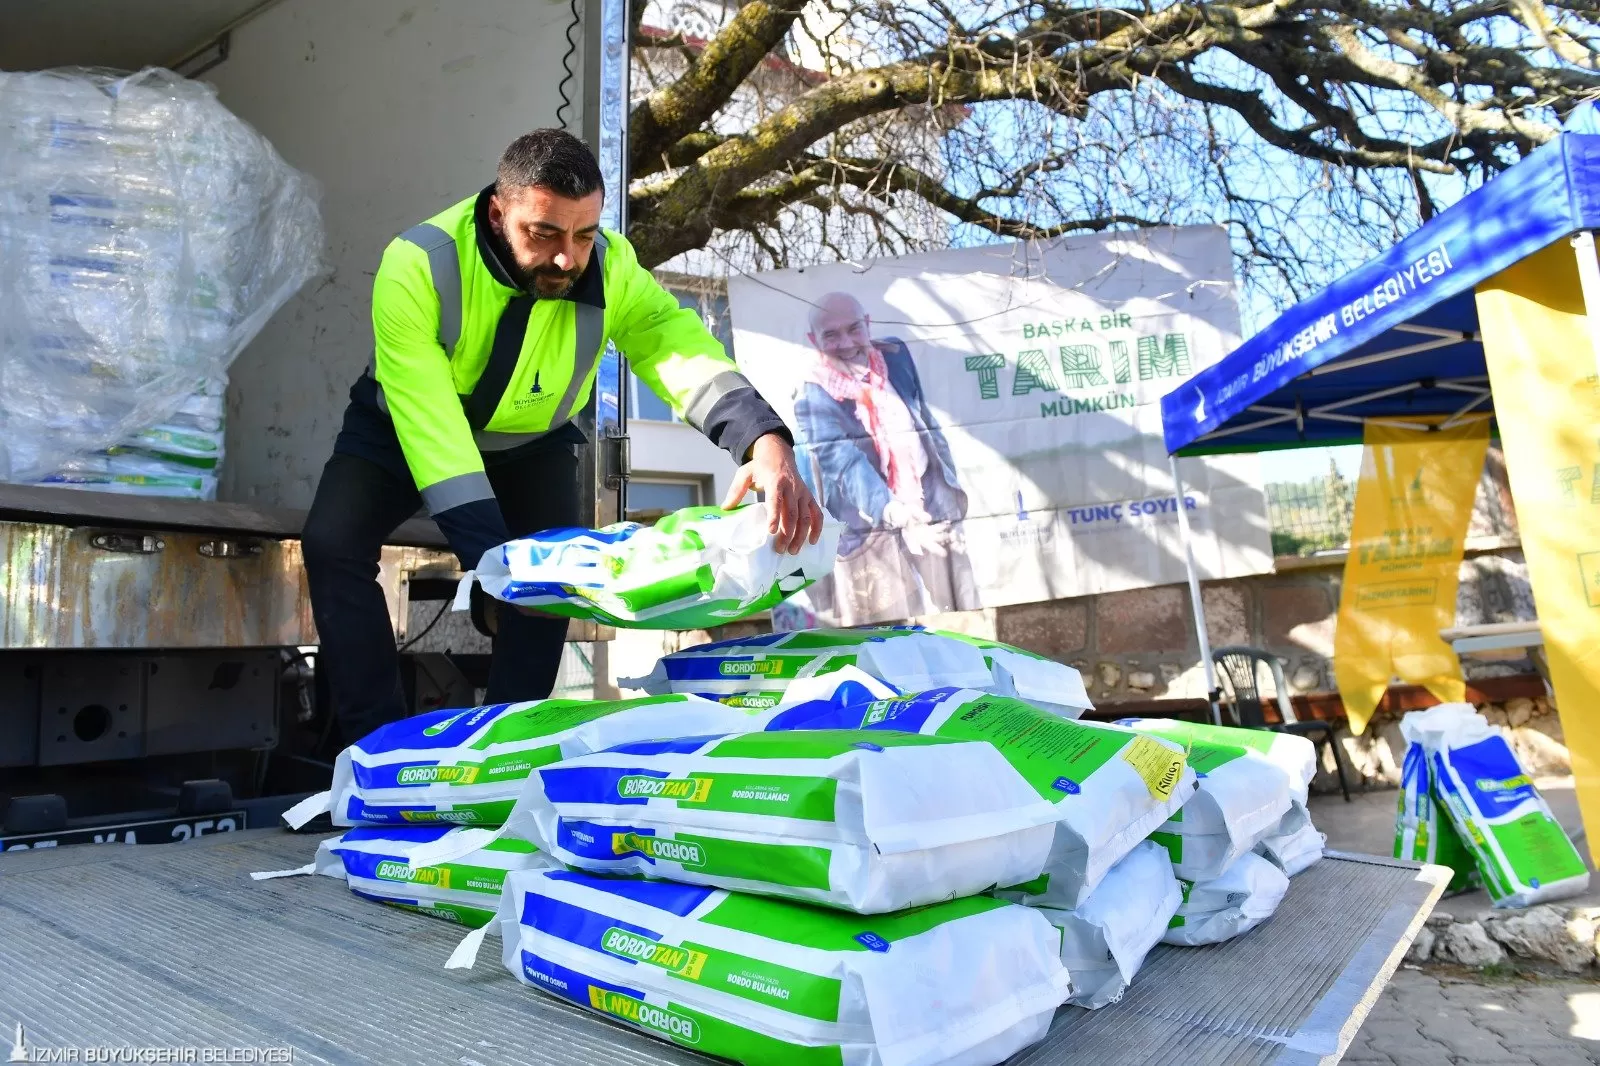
[36,376,228,499]
[36,458,217,499]
[765,684,1195,909]
[626,626,1092,717]
[1162,852,1290,947]
[1033,840,1181,1009]
[0,67,321,483]
[503,728,1059,913]
[280,694,761,831]
[167,376,228,433]
[456,504,841,630]
[119,423,225,473]
[451,868,1071,1066]
[1401,703,1588,908]
[251,825,560,927]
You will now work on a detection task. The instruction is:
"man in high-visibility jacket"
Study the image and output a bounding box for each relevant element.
[302,129,821,741]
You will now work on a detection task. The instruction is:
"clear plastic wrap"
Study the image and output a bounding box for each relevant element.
[0,67,323,482]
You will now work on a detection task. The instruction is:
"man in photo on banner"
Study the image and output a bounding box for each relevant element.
[792,291,976,622]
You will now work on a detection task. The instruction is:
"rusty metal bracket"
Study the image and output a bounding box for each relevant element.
[89,531,165,554]
[601,426,631,491]
[198,539,264,559]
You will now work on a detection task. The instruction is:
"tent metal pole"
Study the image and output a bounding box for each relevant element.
[1169,454,1220,725]
[1305,335,1462,376]
[1572,231,1600,381]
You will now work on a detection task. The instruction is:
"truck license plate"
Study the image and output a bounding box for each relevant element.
[1,811,247,851]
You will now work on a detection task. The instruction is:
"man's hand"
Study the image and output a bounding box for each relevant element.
[722,433,825,555]
[881,500,932,529]
[900,518,949,558]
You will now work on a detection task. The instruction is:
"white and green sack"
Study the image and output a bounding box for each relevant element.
[765,689,1195,910]
[508,728,1059,913]
[626,626,1091,717]
[1120,717,1318,805]
[624,627,992,711]
[1140,737,1293,883]
[1255,802,1326,877]
[251,825,559,927]
[463,868,1071,1066]
[37,465,216,500]
[951,632,1094,719]
[280,694,759,830]
[122,423,225,469]
[1402,703,1589,908]
[1393,736,1479,894]
[1162,852,1290,947]
[456,504,842,630]
[1035,839,1180,1010]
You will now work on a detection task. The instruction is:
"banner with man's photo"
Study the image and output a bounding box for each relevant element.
[727,225,1275,626]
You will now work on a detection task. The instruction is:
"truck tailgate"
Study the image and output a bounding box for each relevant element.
[0,829,1446,1065]
[0,482,447,548]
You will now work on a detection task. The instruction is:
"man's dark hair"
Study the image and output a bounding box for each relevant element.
[496,129,604,200]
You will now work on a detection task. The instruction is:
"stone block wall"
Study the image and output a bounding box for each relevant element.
[903,544,1538,707]
[1330,694,1564,795]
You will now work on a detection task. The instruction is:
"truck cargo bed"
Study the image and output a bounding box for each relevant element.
[0,483,446,548]
[0,830,1446,1065]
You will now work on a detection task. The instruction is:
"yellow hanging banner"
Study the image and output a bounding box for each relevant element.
[1334,418,1489,735]
[1475,238,1600,842]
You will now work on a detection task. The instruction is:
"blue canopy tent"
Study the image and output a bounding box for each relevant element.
[1158,108,1600,720]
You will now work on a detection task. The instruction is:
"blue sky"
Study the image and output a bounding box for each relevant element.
[1261,444,1363,485]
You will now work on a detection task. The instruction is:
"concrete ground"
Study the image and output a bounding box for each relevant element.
[1310,781,1600,1064]
[1346,968,1600,1065]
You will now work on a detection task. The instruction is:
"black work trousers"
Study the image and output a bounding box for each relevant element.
[301,443,579,744]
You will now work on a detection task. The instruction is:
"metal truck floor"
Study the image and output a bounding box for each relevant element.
[0,829,1445,1066]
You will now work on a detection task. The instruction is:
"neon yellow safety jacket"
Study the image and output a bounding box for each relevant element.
[338,187,786,563]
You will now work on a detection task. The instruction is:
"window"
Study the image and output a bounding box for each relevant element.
[627,478,707,523]
[697,292,734,351]
[630,375,677,422]
[628,286,736,422]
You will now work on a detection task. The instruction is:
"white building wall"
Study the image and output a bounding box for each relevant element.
[631,420,737,501]
[207,0,584,508]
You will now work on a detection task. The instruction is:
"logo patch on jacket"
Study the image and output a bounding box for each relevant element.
[514,371,556,410]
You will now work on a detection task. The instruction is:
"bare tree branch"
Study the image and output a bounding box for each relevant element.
[630,0,813,176]
[624,0,1600,310]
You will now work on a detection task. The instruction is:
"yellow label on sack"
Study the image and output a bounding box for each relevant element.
[398,809,480,824]
[396,764,480,785]
[612,832,708,868]
[600,926,710,980]
[374,860,450,890]
[1122,735,1185,802]
[587,987,701,1044]
[617,775,714,803]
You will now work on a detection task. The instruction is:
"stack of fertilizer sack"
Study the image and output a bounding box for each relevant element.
[255,513,1324,1064]
[254,694,772,921]
[40,376,228,499]
[1395,702,1588,907]
[1114,716,1324,947]
[638,630,1324,952]
[410,631,1206,1063]
[258,684,1180,1062]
